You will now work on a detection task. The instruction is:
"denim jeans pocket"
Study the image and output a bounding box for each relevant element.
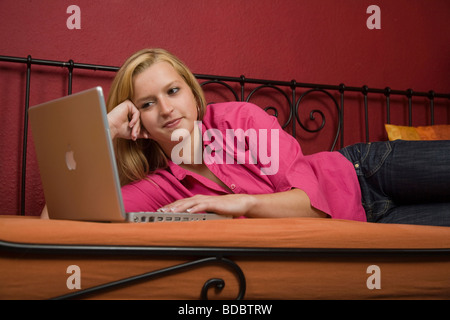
[362,199,394,222]
[359,141,392,178]
[339,142,393,222]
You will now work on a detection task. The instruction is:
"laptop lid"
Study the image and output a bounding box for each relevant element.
[29,87,126,222]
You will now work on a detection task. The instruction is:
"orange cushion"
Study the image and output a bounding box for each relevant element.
[385,124,450,141]
[1,216,450,299]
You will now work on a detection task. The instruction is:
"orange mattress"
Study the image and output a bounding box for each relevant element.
[1,215,449,300]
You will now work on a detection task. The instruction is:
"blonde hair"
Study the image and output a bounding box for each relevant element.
[106,48,207,186]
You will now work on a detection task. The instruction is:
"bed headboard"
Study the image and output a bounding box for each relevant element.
[0,55,449,216]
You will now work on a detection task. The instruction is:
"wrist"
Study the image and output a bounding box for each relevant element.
[243,194,259,217]
[107,115,118,140]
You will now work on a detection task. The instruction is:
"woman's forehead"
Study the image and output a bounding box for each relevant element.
[133,62,184,96]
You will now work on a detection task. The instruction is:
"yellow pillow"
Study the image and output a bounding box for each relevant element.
[385,124,450,141]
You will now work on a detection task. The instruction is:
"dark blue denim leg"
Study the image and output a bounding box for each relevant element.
[382,203,450,226]
[381,140,450,204]
[339,140,450,226]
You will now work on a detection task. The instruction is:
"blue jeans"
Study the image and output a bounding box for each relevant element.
[339,140,450,226]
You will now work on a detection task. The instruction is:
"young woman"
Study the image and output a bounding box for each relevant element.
[103,48,450,226]
[107,49,334,217]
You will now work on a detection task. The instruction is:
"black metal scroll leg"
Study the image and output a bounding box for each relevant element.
[50,256,246,300]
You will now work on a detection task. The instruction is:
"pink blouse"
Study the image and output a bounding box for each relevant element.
[122,102,366,222]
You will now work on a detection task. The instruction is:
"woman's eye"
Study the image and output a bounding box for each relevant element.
[141,101,155,109]
[168,87,179,95]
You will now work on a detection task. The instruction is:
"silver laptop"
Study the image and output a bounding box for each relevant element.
[28,87,231,223]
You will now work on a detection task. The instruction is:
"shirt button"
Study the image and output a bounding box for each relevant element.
[354,164,360,169]
[230,184,236,190]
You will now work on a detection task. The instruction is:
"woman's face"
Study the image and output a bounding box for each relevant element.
[132,61,198,154]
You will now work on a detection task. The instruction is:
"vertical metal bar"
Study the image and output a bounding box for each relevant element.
[68,59,74,95]
[291,80,297,139]
[362,85,369,142]
[240,75,245,102]
[339,84,345,148]
[429,90,435,125]
[407,89,413,126]
[384,87,391,124]
[20,55,32,215]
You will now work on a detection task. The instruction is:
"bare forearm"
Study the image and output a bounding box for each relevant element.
[159,188,328,219]
[244,188,328,219]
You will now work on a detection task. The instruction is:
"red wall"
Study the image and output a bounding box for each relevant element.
[1,0,449,216]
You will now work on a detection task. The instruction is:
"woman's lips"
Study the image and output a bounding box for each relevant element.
[163,117,182,128]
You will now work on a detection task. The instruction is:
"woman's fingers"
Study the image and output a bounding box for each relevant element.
[157,196,201,213]
[108,100,149,140]
[127,102,141,140]
[130,120,150,140]
[127,103,140,127]
[157,194,252,217]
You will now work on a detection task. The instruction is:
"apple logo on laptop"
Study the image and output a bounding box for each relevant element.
[65,146,77,171]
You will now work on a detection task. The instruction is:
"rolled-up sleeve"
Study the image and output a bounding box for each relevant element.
[244,103,365,221]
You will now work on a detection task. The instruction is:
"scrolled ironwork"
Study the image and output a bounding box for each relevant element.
[295,88,341,151]
[200,257,246,300]
[200,79,240,102]
[245,84,292,129]
[263,106,278,117]
[201,278,225,299]
[49,255,246,300]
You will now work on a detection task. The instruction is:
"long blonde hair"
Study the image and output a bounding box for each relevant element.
[106,48,207,186]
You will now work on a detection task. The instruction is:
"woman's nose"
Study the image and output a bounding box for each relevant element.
[159,98,174,115]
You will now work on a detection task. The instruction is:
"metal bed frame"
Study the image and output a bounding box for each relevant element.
[1,239,449,300]
[1,55,449,300]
